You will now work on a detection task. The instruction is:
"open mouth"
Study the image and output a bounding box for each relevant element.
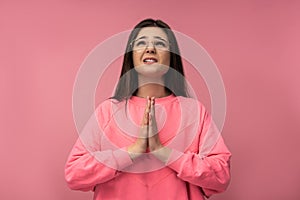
[143,58,158,64]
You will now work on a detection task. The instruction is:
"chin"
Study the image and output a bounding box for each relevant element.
[134,64,169,78]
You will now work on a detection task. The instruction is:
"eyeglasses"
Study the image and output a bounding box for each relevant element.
[130,38,170,51]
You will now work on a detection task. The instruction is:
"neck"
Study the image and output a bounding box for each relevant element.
[136,75,170,98]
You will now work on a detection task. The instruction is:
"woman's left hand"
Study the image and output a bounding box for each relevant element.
[148,97,163,151]
[147,97,172,163]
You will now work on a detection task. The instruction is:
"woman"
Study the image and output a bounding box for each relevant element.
[65,18,231,200]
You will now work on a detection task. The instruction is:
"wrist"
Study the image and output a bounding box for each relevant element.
[150,146,172,163]
[127,144,145,160]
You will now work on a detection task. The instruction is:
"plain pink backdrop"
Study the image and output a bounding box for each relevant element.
[1,0,300,199]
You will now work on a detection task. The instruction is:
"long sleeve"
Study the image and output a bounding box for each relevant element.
[166,111,231,197]
[64,102,133,191]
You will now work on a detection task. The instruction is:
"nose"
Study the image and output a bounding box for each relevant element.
[145,43,156,54]
[146,48,156,54]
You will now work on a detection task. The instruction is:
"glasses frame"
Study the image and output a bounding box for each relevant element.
[129,38,171,51]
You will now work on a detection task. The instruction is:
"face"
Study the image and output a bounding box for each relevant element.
[132,27,170,78]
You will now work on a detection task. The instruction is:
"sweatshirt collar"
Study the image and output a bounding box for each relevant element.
[129,94,177,106]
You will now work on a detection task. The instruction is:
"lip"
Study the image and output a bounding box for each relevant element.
[143,57,158,64]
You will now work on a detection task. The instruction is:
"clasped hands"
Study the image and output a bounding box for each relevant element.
[128,96,171,162]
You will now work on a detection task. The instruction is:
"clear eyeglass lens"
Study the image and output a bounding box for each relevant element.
[132,39,169,50]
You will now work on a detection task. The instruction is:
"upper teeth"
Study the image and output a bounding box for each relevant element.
[145,59,156,62]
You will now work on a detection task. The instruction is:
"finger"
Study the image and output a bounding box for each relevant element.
[148,112,159,135]
[148,114,155,137]
[146,97,151,122]
[142,113,148,126]
[151,97,155,105]
[141,96,151,126]
[149,113,152,125]
[139,125,148,138]
[146,96,151,112]
[150,97,155,116]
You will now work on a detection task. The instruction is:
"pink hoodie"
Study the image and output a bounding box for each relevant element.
[65,95,231,200]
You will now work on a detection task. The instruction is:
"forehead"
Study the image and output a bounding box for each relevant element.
[136,27,168,40]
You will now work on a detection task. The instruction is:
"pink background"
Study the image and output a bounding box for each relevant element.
[1,0,300,199]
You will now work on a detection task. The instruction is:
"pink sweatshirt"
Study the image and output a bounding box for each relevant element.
[65,95,231,200]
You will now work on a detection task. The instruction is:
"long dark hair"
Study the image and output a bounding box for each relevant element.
[111,18,188,101]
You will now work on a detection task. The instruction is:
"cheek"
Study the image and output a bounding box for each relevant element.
[133,52,141,66]
[162,53,171,65]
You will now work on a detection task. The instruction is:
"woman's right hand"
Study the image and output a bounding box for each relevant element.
[127,97,151,160]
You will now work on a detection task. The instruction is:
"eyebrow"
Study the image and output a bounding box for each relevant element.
[135,36,168,42]
[154,36,168,42]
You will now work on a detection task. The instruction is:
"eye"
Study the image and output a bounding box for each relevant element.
[154,40,167,48]
[135,40,147,46]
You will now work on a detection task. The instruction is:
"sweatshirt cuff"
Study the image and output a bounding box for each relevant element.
[112,147,133,170]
